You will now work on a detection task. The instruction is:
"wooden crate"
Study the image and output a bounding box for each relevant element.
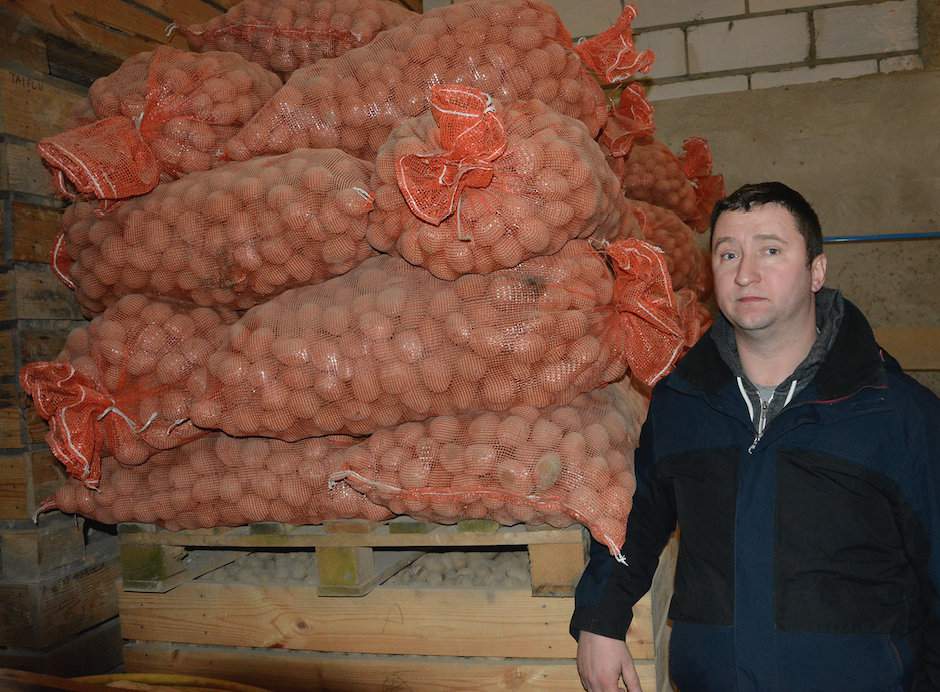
[0,529,120,650]
[0,513,86,580]
[0,616,123,677]
[117,520,675,691]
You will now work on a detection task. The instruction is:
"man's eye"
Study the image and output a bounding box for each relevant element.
[766,247,780,255]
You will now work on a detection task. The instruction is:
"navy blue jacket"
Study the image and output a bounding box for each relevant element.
[572,300,940,691]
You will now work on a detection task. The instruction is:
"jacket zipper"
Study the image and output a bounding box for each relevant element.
[748,395,771,455]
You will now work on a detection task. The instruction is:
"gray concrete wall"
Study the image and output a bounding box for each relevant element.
[652,69,940,389]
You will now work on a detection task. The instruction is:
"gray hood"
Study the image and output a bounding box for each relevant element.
[710,287,845,440]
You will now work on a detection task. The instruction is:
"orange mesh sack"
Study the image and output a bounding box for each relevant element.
[20,297,238,487]
[599,82,655,162]
[23,240,693,486]
[367,84,635,279]
[179,0,417,79]
[679,137,725,233]
[54,150,377,315]
[332,382,648,559]
[182,238,690,441]
[608,134,725,234]
[226,0,652,163]
[42,433,391,529]
[632,201,709,296]
[38,47,282,204]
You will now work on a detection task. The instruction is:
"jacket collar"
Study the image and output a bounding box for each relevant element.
[669,296,886,402]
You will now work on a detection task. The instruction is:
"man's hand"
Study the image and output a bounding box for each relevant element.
[576,630,643,692]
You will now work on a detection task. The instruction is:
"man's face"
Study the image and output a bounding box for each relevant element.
[711,203,826,337]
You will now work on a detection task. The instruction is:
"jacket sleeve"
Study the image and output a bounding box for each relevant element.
[570,399,678,641]
[907,378,940,691]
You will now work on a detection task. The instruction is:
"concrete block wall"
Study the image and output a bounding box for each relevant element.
[423,0,925,101]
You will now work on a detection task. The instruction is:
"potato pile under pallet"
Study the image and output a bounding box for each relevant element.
[15,0,722,687]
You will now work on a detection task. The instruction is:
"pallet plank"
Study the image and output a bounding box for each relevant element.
[123,642,658,692]
[122,549,248,593]
[118,582,649,659]
[117,523,585,549]
[528,540,586,598]
[0,13,49,74]
[316,547,422,597]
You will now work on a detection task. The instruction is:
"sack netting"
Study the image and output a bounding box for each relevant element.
[226,0,653,163]
[54,149,376,315]
[43,434,392,529]
[179,0,417,79]
[22,238,702,488]
[632,200,710,298]
[42,380,648,558]
[367,84,637,279]
[38,47,282,204]
[333,381,648,559]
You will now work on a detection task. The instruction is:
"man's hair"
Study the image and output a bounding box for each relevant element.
[709,182,823,262]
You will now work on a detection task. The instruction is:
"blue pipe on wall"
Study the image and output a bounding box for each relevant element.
[823,231,940,244]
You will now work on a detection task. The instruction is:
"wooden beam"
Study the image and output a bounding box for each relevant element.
[123,642,658,692]
[0,69,84,141]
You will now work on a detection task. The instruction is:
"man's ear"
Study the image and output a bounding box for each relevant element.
[810,253,827,292]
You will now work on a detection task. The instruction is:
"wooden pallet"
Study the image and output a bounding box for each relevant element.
[117,518,589,598]
[117,520,676,691]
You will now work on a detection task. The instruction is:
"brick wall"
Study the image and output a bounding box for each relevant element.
[424,0,924,101]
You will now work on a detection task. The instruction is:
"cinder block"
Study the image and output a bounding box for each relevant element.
[636,28,687,79]
[688,14,809,73]
[749,0,854,11]
[879,54,924,73]
[647,74,748,101]
[543,0,622,38]
[630,0,744,29]
[751,60,877,89]
[815,0,918,59]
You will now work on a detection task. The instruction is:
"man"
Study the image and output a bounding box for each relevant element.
[571,182,940,691]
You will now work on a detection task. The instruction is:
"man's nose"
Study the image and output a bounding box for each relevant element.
[735,254,759,286]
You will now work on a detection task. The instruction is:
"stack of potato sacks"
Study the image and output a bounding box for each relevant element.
[24,0,719,561]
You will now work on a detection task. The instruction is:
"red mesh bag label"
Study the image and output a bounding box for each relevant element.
[38,47,282,203]
[371,84,634,279]
[37,117,161,203]
[226,0,611,163]
[599,82,654,158]
[56,150,377,315]
[332,382,649,561]
[573,5,654,84]
[179,0,417,78]
[40,434,391,528]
